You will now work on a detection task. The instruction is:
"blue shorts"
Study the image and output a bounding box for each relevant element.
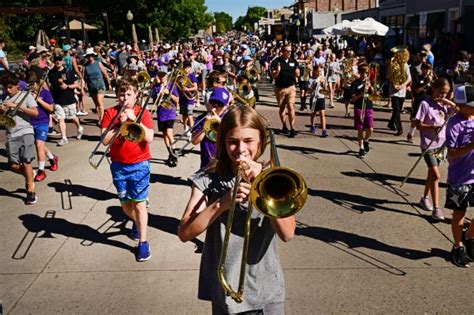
[33,124,49,142]
[110,161,150,204]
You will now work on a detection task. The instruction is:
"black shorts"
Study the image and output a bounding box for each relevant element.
[299,80,309,90]
[445,183,474,211]
[158,119,175,132]
[343,87,352,102]
[311,97,325,112]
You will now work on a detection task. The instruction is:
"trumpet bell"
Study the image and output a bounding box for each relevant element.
[137,71,151,85]
[368,94,382,102]
[250,166,307,218]
[0,115,16,129]
[119,122,146,143]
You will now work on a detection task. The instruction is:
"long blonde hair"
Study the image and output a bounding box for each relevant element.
[206,105,268,175]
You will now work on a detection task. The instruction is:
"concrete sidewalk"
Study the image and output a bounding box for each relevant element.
[0,81,472,314]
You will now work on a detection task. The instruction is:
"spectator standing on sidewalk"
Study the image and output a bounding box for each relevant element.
[271,45,300,138]
[48,54,83,146]
[0,38,9,73]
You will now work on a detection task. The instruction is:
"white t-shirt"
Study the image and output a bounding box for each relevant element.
[0,49,8,71]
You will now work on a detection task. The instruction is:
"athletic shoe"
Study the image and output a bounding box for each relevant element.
[387,123,397,131]
[363,140,370,153]
[136,241,151,262]
[130,222,139,241]
[431,207,445,221]
[406,134,414,143]
[395,130,403,136]
[281,126,289,135]
[49,155,59,171]
[48,128,60,136]
[34,170,47,182]
[358,148,366,158]
[327,104,335,109]
[57,138,68,146]
[451,246,470,267]
[25,192,37,205]
[77,126,84,140]
[310,126,317,135]
[288,129,297,138]
[419,197,434,211]
[321,129,329,137]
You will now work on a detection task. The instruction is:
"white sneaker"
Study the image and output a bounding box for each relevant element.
[57,138,68,146]
[77,126,84,140]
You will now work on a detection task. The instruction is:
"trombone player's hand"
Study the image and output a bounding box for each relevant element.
[2,100,16,110]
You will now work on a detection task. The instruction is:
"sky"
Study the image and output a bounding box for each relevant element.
[205,0,292,22]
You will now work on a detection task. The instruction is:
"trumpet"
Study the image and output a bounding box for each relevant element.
[218,129,307,303]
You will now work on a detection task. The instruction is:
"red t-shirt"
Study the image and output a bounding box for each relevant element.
[101,104,153,164]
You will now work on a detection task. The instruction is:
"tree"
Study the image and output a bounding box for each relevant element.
[213,12,232,34]
[233,6,266,32]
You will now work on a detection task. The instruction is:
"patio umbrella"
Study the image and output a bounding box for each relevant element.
[346,18,395,36]
[36,29,50,47]
[321,20,354,35]
[60,19,97,31]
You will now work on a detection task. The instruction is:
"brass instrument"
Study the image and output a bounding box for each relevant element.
[368,62,383,102]
[237,83,256,108]
[0,87,32,129]
[176,69,197,100]
[245,66,259,83]
[342,57,355,86]
[389,46,410,87]
[203,116,221,142]
[302,55,313,82]
[229,88,254,107]
[218,129,307,303]
[400,111,454,188]
[137,70,151,87]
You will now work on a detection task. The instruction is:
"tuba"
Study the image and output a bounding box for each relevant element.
[342,57,355,86]
[389,46,410,87]
[368,62,383,102]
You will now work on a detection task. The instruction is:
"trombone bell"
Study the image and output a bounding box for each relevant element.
[119,122,146,143]
[250,167,307,218]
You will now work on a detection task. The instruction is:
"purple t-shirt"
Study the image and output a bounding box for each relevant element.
[193,112,217,170]
[31,89,54,126]
[415,99,449,150]
[151,82,178,122]
[178,73,198,106]
[446,113,474,185]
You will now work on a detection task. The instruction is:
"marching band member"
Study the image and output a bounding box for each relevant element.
[1,72,39,204]
[151,71,179,167]
[307,66,328,137]
[191,87,230,170]
[341,52,359,118]
[179,60,199,135]
[407,63,434,143]
[179,105,295,314]
[327,53,340,109]
[415,78,456,221]
[351,64,374,158]
[100,78,154,262]
[297,51,311,111]
[27,71,59,182]
[445,85,474,267]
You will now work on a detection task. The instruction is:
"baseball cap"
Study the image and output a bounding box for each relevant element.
[62,44,71,52]
[243,55,252,62]
[453,85,474,107]
[208,88,230,106]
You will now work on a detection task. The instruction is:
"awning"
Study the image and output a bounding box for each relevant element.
[426,12,444,29]
[405,15,419,28]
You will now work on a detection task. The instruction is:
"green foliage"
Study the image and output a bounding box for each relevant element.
[213,12,233,34]
[234,6,267,32]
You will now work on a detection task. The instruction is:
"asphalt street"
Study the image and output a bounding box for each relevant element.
[1,80,473,314]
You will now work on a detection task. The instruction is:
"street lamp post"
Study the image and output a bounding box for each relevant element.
[332,6,340,25]
[103,12,111,44]
[126,10,137,44]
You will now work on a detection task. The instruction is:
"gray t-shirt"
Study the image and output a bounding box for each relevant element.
[4,91,37,138]
[190,170,285,313]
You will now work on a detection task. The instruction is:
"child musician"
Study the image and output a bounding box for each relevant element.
[307,66,328,137]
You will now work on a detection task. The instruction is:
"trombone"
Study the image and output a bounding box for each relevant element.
[400,111,455,188]
[0,85,33,129]
[218,129,307,303]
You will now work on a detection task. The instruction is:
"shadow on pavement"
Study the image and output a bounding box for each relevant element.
[48,182,117,201]
[277,143,351,157]
[295,222,450,274]
[149,173,189,186]
[148,213,203,253]
[341,170,447,189]
[0,187,26,202]
[18,213,134,252]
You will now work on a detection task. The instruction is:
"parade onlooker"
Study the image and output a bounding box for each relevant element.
[83,48,110,124]
[0,38,9,73]
[271,45,300,137]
